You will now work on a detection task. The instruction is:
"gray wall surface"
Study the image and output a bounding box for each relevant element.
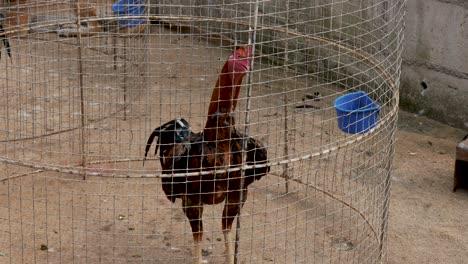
[401,0,468,128]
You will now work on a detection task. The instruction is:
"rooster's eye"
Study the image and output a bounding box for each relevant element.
[236,54,241,59]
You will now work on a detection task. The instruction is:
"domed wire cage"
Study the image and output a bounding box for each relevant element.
[0,0,404,263]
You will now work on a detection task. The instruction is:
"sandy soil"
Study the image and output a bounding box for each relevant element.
[1,109,466,264]
[0,7,466,262]
[387,111,468,264]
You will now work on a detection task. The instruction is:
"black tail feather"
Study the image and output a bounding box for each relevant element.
[143,127,161,166]
[0,24,11,62]
[3,32,11,61]
[143,118,192,166]
[143,119,177,166]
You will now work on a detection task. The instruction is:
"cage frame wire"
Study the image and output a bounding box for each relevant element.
[0,18,400,177]
[234,0,260,262]
[0,0,403,263]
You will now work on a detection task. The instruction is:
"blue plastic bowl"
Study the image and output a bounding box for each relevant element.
[112,0,146,28]
[334,91,380,134]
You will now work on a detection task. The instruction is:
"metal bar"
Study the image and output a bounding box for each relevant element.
[234,1,260,263]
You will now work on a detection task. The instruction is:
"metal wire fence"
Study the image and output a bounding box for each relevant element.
[0,0,405,263]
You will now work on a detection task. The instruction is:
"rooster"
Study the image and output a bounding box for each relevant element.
[143,46,253,165]
[144,47,269,264]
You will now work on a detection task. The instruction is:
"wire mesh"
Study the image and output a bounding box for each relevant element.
[0,0,405,263]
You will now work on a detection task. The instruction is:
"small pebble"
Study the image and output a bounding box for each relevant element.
[40,244,48,251]
[118,215,125,220]
[170,246,180,251]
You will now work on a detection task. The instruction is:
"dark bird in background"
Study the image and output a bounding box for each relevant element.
[144,47,269,264]
[0,13,12,62]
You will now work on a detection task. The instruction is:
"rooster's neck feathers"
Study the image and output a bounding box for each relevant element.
[206,63,243,128]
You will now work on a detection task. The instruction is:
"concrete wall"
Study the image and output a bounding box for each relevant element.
[401,0,468,128]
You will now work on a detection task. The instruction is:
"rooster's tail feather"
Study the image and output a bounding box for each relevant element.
[143,118,192,166]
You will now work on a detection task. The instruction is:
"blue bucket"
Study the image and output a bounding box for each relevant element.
[334,91,380,134]
[112,0,146,28]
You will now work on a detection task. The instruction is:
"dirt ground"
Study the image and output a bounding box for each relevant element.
[0,6,466,261]
[1,109,466,264]
[387,111,468,264]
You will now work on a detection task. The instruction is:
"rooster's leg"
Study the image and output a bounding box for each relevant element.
[183,197,205,264]
[223,229,234,264]
[222,190,248,264]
